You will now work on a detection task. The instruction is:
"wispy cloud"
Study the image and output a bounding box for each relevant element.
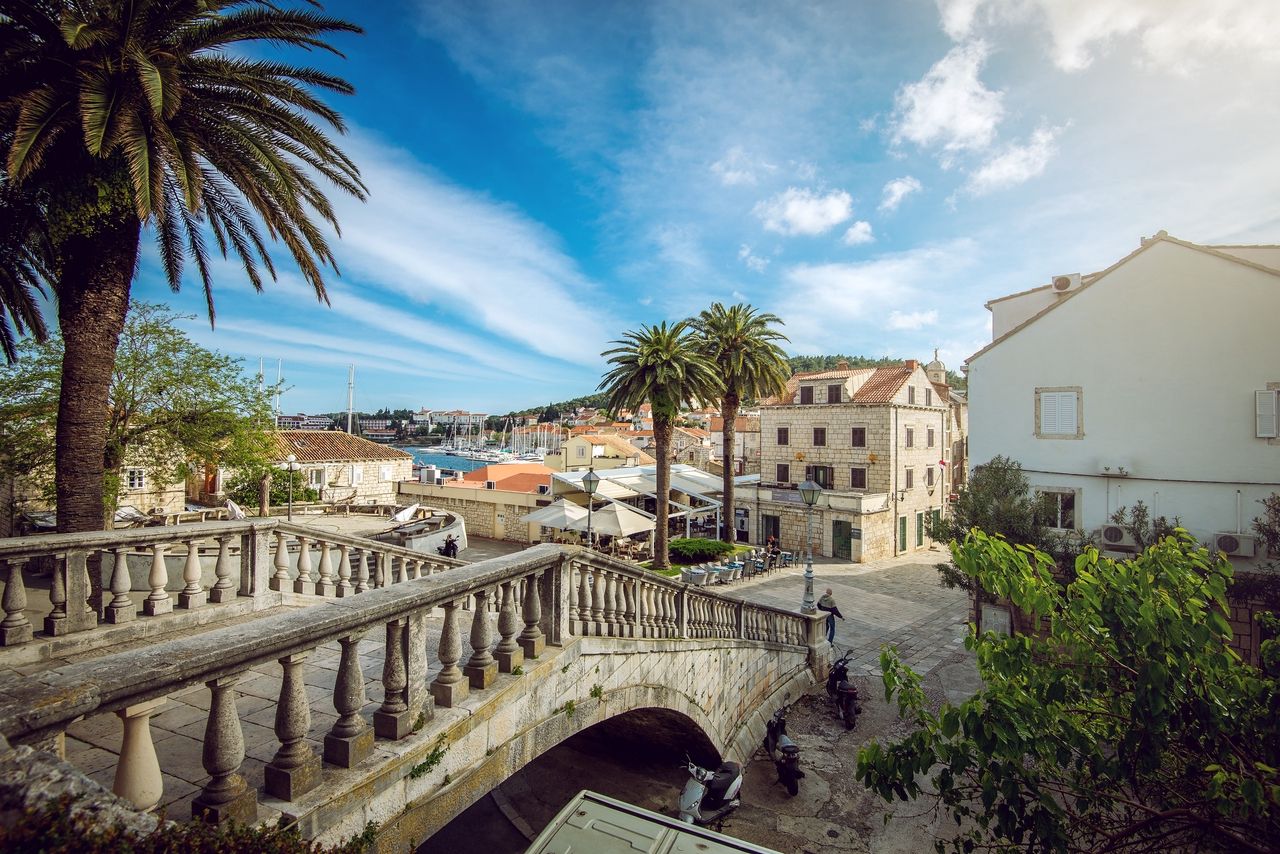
[892,41,1004,160]
[738,244,770,272]
[879,176,923,212]
[754,187,854,236]
[841,221,875,245]
[965,125,1061,195]
[711,146,775,186]
[886,309,939,331]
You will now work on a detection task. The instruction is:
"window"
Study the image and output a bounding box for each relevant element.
[905,427,914,448]
[926,466,935,487]
[776,463,790,484]
[916,512,925,547]
[762,514,780,542]
[379,465,393,481]
[777,426,790,446]
[850,467,867,490]
[851,427,866,447]
[1035,489,1077,530]
[307,468,324,487]
[927,427,935,447]
[908,386,916,405]
[576,445,587,458]
[925,388,933,406]
[813,427,826,446]
[1036,387,1082,438]
[126,468,145,490]
[905,468,914,489]
[827,384,843,404]
[1258,389,1279,438]
[805,465,834,489]
[350,465,364,485]
[799,386,814,405]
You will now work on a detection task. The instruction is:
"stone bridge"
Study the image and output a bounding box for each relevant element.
[0,522,825,850]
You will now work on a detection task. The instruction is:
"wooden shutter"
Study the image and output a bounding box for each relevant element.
[1059,392,1078,435]
[1040,392,1058,433]
[1258,390,1279,438]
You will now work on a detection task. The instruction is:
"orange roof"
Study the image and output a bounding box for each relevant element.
[851,365,914,403]
[461,463,555,484]
[268,431,412,463]
[930,381,951,403]
[798,367,877,382]
[676,427,711,439]
[709,416,760,432]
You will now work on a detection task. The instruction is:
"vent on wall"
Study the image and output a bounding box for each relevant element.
[1100,524,1137,551]
[1214,532,1257,557]
[1052,273,1081,292]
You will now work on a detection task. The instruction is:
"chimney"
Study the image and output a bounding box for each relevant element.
[905,359,919,370]
[836,359,850,370]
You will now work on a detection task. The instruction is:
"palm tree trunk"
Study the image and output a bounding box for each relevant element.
[653,417,672,571]
[720,393,739,543]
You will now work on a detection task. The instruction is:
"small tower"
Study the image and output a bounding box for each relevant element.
[925,349,947,386]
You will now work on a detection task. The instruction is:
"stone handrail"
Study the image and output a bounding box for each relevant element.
[0,519,465,650]
[0,542,818,825]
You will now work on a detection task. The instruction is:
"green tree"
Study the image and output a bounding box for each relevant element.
[599,321,722,571]
[691,302,790,543]
[225,465,316,509]
[0,1,365,536]
[857,529,1279,853]
[0,179,51,360]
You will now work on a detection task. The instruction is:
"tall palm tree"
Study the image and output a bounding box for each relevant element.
[0,1,366,536]
[692,303,790,544]
[0,175,50,361]
[599,321,722,571]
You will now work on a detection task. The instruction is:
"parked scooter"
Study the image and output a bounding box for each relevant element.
[826,649,862,730]
[436,534,458,558]
[762,699,804,796]
[677,755,743,825]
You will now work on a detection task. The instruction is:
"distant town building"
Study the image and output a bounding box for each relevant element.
[710,415,762,476]
[275,413,335,431]
[398,463,556,543]
[546,434,656,472]
[267,431,413,504]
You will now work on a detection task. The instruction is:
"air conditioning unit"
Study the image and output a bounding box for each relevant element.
[1052,273,1081,293]
[1214,532,1257,557]
[1099,524,1138,551]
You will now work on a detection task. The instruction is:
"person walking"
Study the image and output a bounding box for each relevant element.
[816,588,844,643]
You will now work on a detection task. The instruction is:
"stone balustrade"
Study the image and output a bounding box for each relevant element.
[0,519,465,655]
[0,543,818,829]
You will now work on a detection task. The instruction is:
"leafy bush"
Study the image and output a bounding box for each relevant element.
[225,466,318,508]
[667,537,735,564]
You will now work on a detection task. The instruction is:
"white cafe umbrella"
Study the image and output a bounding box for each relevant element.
[566,502,655,538]
[519,498,589,530]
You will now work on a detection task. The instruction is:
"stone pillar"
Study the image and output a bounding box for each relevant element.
[264,651,322,800]
[293,536,314,595]
[518,572,545,659]
[591,570,606,637]
[464,589,497,689]
[639,583,654,638]
[315,540,336,597]
[374,618,417,739]
[335,545,354,597]
[112,698,166,812]
[602,573,618,637]
[325,633,373,767]
[676,587,688,638]
[43,554,66,636]
[240,524,273,600]
[105,548,136,624]
[354,550,370,594]
[0,558,34,644]
[494,580,523,672]
[191,677,257,824]
[178,540,206,610]
[804,612,830,681]
[576,566,592,635]
[143,544,172,617]
[208,536,236,604]
[431,601,469,707]
[271,530,291,592]
[622,579,636,638]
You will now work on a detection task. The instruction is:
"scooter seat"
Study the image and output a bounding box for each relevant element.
[707,762,741,798]
[780,743,800,759]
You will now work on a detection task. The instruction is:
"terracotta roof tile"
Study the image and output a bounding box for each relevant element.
[930,381,951,403]
[850,365,914,403]
[268,431,413,463]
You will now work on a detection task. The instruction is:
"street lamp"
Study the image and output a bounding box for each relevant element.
[285,454,299,521]
[798,478,822,613]
[582,467,601,551]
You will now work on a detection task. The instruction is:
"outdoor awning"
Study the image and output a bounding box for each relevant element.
[565,502,656,537]
[519,498,589,530]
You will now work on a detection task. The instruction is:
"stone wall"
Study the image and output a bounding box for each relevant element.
[398,481,544,543]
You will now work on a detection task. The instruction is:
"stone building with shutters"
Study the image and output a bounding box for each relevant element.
[265,431,414,505]
[735,359,962,562]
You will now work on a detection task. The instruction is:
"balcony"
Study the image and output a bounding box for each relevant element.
[737,485,890,514]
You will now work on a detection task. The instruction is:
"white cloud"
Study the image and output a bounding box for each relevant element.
[965,125,1061,194]
[936,0,985,41]
[841,221,875,245]
[710,146,775,186]
[879,176,923,212]
[753,187,854,236]
[886,310,939,331]
[738,244,770,272]
[892,41,1004,159]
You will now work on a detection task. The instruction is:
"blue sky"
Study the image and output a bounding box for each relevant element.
[133,0,1280,416]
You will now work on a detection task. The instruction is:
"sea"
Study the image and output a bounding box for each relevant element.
[398,448,490,474]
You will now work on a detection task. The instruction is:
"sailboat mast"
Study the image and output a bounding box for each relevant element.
[347,364,354,434]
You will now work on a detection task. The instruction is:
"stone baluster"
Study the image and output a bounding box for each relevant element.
[464,589,497,688]
[209,535,236,604]
[315,540,336,596]
[494,580,523,672]
[179,539,206,609]
[638,584,654,638]
[144,543,172,616]
[0,558,33,645]
[325,632,373,767]
[191,677,256,823]
[568,566,579,621]
[105,547,135,624]
[666,589,679,635]
[411,559,423,580]
[43,554,67,635]
[622,579,636,637]
[518,571,545,659]
[112,699,166,811]
[335,545,354,597]
[693,598,705,638]
[265,652,322,800]
[374,619,413,739]
[431,601,469,707]
[272,530,291,591]
[602,573,618,636]
[354,550,370,593]
[655,587,669,637]
[293,535,314,594]
[577,566,593,635]
[591,569,606,636]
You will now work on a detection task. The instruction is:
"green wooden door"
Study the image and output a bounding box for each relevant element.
[898,515,907,552]
[832,520,852,560]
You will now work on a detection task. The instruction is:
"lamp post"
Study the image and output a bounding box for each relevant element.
[798,478,821,613]
[582,468,600,551]
[285,454,298,521]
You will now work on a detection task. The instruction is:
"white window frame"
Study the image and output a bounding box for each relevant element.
[126,468,145,490]
[1257,389,1279,438]
[379,465,393,481]
[905,427,914,448]
[908,386,916,405]
[904,467,914,489]
[350,465,364,485]
[1035,487,1079,531]
[307,467,325,488]
[1035,387,1083,439]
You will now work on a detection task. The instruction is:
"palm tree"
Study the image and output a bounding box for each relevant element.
[0,1,366,536]
[0,177,50,361]
[692,303,790,544]
[599,321,722,571]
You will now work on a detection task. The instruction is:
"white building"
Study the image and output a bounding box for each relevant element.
[967,232,1280,565]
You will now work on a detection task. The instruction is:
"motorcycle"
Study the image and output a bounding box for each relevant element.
[826,649,862,730]
[677,755,743,825]
[762,699,804,796]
